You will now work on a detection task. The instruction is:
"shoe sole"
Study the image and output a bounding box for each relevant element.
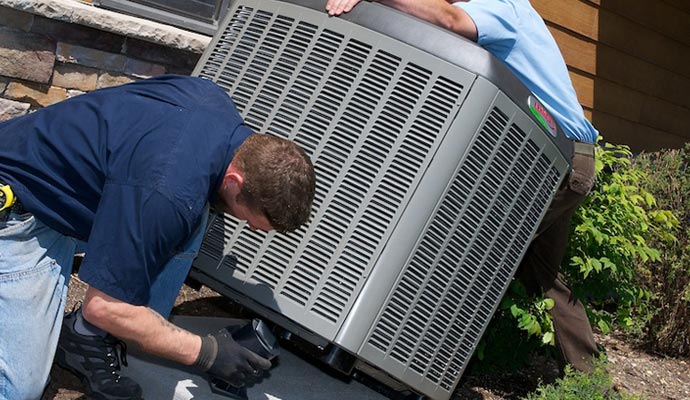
[55,344,143,400]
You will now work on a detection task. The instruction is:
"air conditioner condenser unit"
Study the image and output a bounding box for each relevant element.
[190,1,573,399]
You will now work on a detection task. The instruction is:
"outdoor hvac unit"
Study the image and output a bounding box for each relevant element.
[190,1,573,399]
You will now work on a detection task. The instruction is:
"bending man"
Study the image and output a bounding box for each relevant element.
[0,74,316,399]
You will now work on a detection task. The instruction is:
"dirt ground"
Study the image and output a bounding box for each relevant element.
[43,275,690,400]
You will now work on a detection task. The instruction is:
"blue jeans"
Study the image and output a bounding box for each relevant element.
[0,213,75,400]
[0,208,208,398]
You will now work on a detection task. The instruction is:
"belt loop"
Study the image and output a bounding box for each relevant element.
[573,141,595,157]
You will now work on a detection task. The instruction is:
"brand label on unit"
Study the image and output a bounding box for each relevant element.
[528,96,557,137]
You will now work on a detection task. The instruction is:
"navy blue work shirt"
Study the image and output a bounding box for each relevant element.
[0,75,252,304]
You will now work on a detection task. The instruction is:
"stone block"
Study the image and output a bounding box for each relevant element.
[56,42,126,71]
[0,6,34,31]
[67,89,86,98]
[0,97,30,121]
[124,37,200,70]
[32,15,125,54]
[0,27,55,83]
[1,0,209,53]
[52,63,99,91]
[5,81,67,107]
[124,58,166,78]
[97,72,136,89]
[29,0,77,23]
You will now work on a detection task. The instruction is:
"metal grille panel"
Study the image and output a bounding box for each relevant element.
[365,105,562,394]
[196,3,468,333]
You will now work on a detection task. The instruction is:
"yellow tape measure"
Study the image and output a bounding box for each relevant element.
[0,184,16,211]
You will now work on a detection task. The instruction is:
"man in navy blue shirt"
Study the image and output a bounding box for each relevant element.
[0,75,316,399]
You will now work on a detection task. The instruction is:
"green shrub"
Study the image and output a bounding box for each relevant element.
[633,144,690,357]
[523,356,643,400]
[563,141,678,336]
[473,281,554,372]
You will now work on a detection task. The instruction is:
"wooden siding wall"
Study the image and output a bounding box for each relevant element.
[532,0,690,152]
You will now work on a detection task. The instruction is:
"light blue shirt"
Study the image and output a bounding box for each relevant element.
[454,0,599,144]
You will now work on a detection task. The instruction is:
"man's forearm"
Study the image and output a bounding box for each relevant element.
[82,287,201,366]
[326,0,477,41]
[127,307,202,366]
[378,0,478,41]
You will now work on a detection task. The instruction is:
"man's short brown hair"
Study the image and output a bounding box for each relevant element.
[232,134,316,233]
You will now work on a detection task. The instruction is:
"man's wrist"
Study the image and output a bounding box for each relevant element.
[194,335,218,371]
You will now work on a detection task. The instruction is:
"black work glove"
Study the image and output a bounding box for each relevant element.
[194,327,272,387]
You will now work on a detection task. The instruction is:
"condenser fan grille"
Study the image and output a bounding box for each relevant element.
[196,3,466,329]
[366,106,561,391]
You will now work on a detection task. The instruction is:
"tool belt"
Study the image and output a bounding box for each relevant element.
[0,181,25,222]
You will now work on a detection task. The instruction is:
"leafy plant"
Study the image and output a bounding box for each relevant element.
[502,282,555,346]
[563,141,678,336]
[523,356,643,400]
[634,144,690,357]
[472,281,555,372]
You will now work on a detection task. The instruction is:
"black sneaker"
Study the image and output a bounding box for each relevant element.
[55,309,144,400]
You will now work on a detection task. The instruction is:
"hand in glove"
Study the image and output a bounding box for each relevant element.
[194,327,272,387]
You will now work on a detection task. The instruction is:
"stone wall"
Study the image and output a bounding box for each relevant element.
[0,0,211,121]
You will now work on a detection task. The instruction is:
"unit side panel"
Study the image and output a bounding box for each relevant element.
[357,91,569,400]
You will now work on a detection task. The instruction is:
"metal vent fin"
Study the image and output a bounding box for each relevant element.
[198,215,230,263]
[231,230,267,277]
[367,107,562,391]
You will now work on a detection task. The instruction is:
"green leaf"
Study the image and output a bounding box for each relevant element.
[653,212,668,223]
[570,256,584,267]
[629,194,643,205]
[597,319,611,335]
[518,314,533,329]
[591,258,602,273]
[542,298,555,311]
[510,304,522,318]
[527,321,541,336]
[542,331,554,346]
[646,248,661,262]
[600,257,617,274]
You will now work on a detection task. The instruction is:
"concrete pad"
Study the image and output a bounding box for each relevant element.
[121,316,388,400]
